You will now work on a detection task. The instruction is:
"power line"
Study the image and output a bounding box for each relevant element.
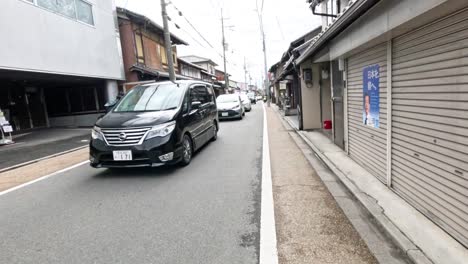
[168,16,239,69]
[167,3,240,69]
[167,3,221,54]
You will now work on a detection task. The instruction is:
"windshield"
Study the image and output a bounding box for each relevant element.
[217,94,239,103]
[114,84,184,112]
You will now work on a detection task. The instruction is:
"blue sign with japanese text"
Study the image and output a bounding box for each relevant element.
[362,65,380,128]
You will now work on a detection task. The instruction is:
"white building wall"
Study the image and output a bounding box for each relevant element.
[0,0,124,80]
[329,0,450,60]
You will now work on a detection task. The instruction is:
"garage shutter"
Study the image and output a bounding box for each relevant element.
[391,8,468,247]
[346,43,388,183]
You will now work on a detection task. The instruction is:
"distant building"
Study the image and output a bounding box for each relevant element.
[179,55,218,76]
[117,7,188,90]
[178,58,204,80]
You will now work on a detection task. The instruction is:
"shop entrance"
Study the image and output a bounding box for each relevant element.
[331,60,345,150]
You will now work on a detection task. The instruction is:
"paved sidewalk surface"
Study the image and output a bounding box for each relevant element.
[0,128,90,170]
[267,107,377,264]
[0,147,88,192]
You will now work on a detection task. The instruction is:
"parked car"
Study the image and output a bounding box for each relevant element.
[89,80,218,168]
[240,94,252,112]
[256,95,263,101]
[216,94,245,120]
[247,92,256,104]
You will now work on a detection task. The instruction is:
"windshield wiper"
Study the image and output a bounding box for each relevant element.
[161,107,177,111]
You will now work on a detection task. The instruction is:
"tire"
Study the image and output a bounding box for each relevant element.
[211,122,218,141]
[180,134,193,166]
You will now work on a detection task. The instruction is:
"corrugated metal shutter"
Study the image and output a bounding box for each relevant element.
[346,43,388,183]
[391,8,468,247]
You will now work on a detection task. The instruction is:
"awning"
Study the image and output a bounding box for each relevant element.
[201,70,217,78]
[130,64,192,80]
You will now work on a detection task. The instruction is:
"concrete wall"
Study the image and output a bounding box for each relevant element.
[329,0,450,60]
[0,0,123,80]
[300,61,321,130]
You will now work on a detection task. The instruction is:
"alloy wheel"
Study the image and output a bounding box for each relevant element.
[182,135,192,165]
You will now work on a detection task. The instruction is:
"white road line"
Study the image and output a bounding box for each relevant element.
[0,160,89,197]
[260,103,279,264]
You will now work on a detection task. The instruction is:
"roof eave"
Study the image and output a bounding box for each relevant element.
[117,7,188,46]
[296,0,380,65]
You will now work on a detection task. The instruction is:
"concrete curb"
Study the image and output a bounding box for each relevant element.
[0,145,88,174]
[272,106,432,264]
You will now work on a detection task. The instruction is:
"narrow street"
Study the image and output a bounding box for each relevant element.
[0,105,263,264]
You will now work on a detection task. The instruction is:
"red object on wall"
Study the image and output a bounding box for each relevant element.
[323,120,332,130]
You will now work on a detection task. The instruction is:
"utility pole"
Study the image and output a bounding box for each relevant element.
[221,9,229,94]
[161,0,175,82]
[256,7,270,106]
[244,57,247,91]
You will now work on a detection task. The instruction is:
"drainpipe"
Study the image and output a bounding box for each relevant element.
[309,0,338,18]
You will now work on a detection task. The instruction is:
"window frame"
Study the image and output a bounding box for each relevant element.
[19,0,95,26]
[134,32,145,64]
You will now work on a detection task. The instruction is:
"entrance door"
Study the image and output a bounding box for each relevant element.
[26,87,47,128]
[331,60,345,149]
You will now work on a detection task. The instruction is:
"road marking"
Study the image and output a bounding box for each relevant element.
[260,103,279,264]
[0,160,89,197]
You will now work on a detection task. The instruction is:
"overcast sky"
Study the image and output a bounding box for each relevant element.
[116,0,321,87]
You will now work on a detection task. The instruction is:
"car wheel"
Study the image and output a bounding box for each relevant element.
[211,123,218,141]
[180,135,193,166]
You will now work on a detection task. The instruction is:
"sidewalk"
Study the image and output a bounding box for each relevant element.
[266,106,379,263]
[0,128,90,170]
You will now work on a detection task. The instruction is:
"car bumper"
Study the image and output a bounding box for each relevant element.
[89,134,184,168]
[218,109,242,119]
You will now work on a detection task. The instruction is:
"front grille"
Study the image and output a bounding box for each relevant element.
[101,127,151,146]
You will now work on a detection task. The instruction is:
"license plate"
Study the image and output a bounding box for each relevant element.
[222,112,228,117]
[113,150,132,161]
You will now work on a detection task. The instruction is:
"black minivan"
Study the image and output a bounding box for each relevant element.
[89,80,218,168]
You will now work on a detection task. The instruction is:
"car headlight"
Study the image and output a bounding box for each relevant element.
[91,126,103,140]
[145,121,176,140]
[232,105,241,110]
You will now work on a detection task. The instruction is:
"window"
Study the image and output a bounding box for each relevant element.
[28,0,94,25]
[172,53,177,66]
[182,92,189,113]
[37,0,76,18]
[76,0,94,25]
[191,86,209,104]
[160,45,167,65]
[135,33,145,64]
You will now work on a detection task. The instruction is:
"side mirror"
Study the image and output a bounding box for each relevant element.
[104,101,117,113]
[191,101,202,109]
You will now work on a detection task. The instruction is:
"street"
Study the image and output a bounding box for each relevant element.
[1,0,466,263]
[0,104,264,264]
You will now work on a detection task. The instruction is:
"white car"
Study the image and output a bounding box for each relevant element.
[217,94,245,120]
[240,94,252,112]
[256,95,263,101]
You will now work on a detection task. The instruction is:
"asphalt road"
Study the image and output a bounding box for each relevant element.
[0,103,264,264]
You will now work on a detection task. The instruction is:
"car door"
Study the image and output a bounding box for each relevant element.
[185,85,206,149]
[205,85,218,127]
